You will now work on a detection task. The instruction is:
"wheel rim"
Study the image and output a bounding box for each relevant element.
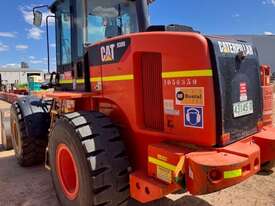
[56,144,79,200]
[12,121,19,149]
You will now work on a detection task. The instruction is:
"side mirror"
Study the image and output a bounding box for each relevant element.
[33,11,43,27]
[147,0,155,4]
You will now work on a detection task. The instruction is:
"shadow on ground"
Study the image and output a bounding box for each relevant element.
[129,196,212,206]
[0,149,212,206]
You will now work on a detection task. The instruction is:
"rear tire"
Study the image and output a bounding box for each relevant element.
[49,111,130,206]
[10,102,48,166]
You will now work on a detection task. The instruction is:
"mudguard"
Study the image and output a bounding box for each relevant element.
[15,96,50,139]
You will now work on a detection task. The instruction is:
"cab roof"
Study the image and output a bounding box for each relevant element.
[49,0,154,12]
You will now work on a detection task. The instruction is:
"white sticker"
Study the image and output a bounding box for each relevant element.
[165,109,180,116]
[164,99,174,110]
[240,94,248,102]
[164,99,180,116]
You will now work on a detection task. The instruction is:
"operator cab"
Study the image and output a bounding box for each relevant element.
[49,0,149,91]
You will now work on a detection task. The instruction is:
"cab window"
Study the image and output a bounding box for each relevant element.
[56,0,72,65]
[86,0,138,45]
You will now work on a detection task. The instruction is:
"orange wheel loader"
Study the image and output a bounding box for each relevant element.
[7,0,275,205]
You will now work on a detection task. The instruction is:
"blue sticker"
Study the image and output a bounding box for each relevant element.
[184,106,204,128]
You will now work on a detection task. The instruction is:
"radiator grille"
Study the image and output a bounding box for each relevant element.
[141,53,164,131]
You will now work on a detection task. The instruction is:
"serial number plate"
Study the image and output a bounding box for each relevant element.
[233,100,254,118]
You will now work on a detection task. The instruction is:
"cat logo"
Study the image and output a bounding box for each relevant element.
[101,44,115,62]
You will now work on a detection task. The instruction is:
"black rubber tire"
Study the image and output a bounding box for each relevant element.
[261,160,275,171]
[10,102,48,166]
[49,111,130,206]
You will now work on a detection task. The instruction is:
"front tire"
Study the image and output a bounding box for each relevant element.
[49,111,130,206]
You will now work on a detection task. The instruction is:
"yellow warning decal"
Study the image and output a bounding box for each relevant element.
[176,87,204,106]
[162,69,213,78]
[224,169,242,179]
[148,156,176,172]
[157,166,172,183]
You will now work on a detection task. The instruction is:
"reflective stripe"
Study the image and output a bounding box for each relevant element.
[162,69,213,78]
[90,77,101,82]
[59,79,84,84]
[76,79,85,84]
[148,156,176,172]
[91,74,134,82]
[224,169,242,179]
[60,80,73,84]
[60,74,134,84]
[60,69,212,84]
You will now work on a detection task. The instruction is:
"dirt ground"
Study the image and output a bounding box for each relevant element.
[0,100,274,206]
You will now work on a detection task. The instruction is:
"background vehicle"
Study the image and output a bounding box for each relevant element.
[7,0,275,206]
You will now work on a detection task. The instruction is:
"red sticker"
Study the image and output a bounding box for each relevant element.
[240,82,247,94]
[64,71,73,80]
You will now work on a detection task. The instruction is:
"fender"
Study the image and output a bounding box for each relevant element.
[16,96,50,139]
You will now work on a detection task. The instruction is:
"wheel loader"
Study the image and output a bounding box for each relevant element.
[8,0,275,205]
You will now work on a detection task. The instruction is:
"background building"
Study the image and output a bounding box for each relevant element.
[225,35,275,72]
[0,66,44,85]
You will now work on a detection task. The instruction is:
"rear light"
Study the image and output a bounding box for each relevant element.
[208,169,222,182]
[221,133,230,145]
[260,65,271,86]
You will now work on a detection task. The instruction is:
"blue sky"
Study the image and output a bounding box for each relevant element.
[0,0,274,71]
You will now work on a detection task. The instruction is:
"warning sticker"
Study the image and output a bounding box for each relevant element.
[164,99,180,116]
[157,166,172,184]
[164,99,174,110]
[176,87,204,106]
[184,106,204,129]
[240,82,248,102]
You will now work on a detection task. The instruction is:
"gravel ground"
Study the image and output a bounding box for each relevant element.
[0,100,274,206]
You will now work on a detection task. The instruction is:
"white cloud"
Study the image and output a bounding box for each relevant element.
[16,44,29,50]
[27,56,49,65]
[0,63,20,69]
[0,43,9,52]
[0,32,17,38]
[19,5,55,26]
[30,59,44,64]
[262,0,275,6]
[264,31,273,35]
[27,27,44,40]
[232,13,240,18]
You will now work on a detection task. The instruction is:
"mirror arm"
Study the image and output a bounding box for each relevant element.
[33,5,49,16]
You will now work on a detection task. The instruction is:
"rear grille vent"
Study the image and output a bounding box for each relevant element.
[140,53,164,131]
